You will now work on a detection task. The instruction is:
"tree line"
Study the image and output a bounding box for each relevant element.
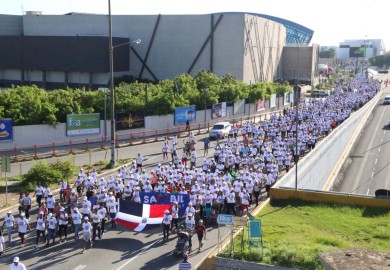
[0,71,292,127]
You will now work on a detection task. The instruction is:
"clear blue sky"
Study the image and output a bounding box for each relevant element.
[1,0,388,49]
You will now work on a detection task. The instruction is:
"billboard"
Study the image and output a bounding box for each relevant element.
[0,119,13,142]
[349,47,366,58]
[270,94,277,108]
[66,113,100,136]
[212,102,227,119]
[116,112,145,130]
[257,99,265,111]
[174,105,196,125]
[233,99,245,115]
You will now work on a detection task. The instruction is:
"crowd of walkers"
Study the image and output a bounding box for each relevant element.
[0,78,381,260]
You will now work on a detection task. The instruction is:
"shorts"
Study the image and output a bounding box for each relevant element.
[18,232,26,238]
[197,234,204,241]
[83,232,91,241]
[137,164,142,168]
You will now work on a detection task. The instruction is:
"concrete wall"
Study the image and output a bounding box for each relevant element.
[0,15,23,35]
[0,97,288,149]
[242,15,286,83]
[0,13,287,87]
[273,90,380,191]
[282,45,319,83]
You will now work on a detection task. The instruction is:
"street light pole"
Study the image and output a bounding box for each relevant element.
[108,0,116,167]
[294,45,300,191]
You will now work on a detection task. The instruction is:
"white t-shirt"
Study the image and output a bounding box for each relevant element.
[36,217,45,231]
[72,213,82,225]
[35,186,44,196]
[162,214,172,225]
[82,201,92,215]
[98,208,107,220]
[185,218,195,230]
[82,222,92,233]
[0,236,4,252]
[46,197,55,209]
[48,217,57,230]
[4,215,15,228]
[91,213,102,224]
[58,213,68,226]
[107,202,118,213]
[17,218,29,233]
[9,262,27,270]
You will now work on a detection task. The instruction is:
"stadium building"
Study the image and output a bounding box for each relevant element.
[0,12,317,89]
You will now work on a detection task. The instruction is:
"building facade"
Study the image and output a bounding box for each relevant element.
[0,12,315,89]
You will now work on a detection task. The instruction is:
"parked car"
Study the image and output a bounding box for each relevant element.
[312,90,331,97]
[209,122,231,139]
[383,95,390,105]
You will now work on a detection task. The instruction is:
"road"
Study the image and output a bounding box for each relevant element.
[0,131,266,270]
[335,76,390,195]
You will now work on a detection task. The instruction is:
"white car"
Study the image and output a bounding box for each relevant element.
[209,122,231,139]
[383,95,390,105]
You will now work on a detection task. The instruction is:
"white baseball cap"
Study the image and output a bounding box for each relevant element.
[164,210,169,214]
[13,257,20,263]
[84,217,89,220]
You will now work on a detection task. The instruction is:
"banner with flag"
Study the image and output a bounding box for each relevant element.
[114,199,172,232]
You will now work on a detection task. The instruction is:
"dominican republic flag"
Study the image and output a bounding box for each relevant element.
[114,199,172,232]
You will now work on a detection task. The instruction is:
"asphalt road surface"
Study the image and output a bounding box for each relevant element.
[0,131,265,270]
[336,76,390,195]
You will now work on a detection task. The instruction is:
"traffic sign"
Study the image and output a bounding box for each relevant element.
[217,214,233,225]
[234,216,248,226]
[1,156,10,173]
[249,220,262,238]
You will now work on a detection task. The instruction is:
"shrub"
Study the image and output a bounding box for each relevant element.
[23,159,77,187]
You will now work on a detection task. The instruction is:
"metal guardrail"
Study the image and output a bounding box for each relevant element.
[0,110,285,163]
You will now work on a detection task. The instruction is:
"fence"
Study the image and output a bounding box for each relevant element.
[0,109,286,163]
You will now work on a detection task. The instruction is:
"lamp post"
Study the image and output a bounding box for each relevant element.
[108,0,141,167]
[294,45,301,191]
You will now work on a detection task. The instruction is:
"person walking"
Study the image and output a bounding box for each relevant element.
[71,207,82,241]
[91,208,102,242]
[162,210,172,241]
[0,230,5,256]
[58,207,68,243]
[9,257,26,270]
[178,252,191,270]
[2,211,15,244]
[35,211,46,249]
[33,183,44,208]
[46,213,57,246]
[81,217,93,254]
[17,213,31,248]
[194,219,206,252]
[171,202,179,232]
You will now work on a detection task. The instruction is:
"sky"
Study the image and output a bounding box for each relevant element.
[1,0,388,49]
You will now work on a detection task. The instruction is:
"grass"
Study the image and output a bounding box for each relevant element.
[227,200,390,270]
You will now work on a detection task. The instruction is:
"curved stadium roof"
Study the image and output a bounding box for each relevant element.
[220,12,314,45]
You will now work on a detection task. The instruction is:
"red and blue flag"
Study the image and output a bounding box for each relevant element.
[114,199,172,232]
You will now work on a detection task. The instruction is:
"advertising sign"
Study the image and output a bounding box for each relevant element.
[233,99,245,115]
[0,119,13,142]
[217,214,234,225]
[66,113,100,136]
[140,192,190,216]
[257,99,265,111]
[174,105,196,125]
[116,112,145,130]
[270,94,276,108]
[349,47,366,58]
[212,102,227,119]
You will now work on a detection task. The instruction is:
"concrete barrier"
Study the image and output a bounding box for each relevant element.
[273,90,382,191]
[269,188,390,208]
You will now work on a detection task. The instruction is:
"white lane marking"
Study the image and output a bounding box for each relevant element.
[371,172,375,178]
[381,138,384,143]
[375,158,378,165]
[116,239,160,270]
[367,189,370,195]
[74,265,87,270]
[378,147,381,152]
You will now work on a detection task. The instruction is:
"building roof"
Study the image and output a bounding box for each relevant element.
[220,12,314,45]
